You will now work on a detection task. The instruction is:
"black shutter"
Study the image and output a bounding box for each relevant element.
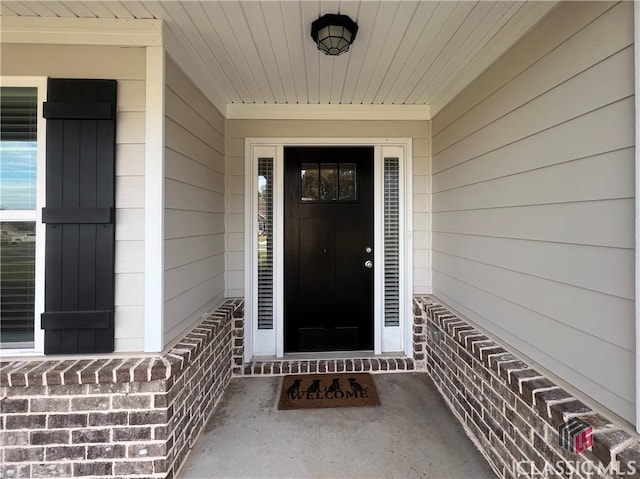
[42,79,117,354]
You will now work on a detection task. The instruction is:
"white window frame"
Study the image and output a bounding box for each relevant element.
[244,138,413,361]
[0,76,47,355]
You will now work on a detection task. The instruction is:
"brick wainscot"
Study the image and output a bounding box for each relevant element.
[0,300,242,479]
[414,297,640,479]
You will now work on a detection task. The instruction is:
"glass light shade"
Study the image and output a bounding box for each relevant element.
[311,14,358,56]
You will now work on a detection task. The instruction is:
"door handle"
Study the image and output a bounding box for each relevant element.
[364,260,373,269]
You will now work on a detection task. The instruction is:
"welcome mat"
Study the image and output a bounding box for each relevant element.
[278,373,379,410]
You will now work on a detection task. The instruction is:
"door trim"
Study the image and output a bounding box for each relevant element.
[244,138,413,361]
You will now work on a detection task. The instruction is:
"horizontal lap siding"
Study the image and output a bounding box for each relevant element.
[226,120,430,297]
[1,44,146,352]
[164,56,226,345]
[431,1,635,422]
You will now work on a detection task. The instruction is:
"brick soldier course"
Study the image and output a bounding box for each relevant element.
[2,296,640,478]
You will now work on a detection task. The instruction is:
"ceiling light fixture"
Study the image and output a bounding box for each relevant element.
[311,14,358,56]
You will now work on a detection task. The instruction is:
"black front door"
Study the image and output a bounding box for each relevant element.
[284,146,374,352]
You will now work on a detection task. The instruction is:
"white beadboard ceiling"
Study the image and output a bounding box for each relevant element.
[1,1,557,117]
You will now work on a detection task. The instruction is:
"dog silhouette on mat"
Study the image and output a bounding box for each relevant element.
[287,379,302,399]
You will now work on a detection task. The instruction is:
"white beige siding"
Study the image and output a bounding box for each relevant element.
[2,44,147,352]
[226,119,430,297]
[431,2,635,422]
[164,56,226,345]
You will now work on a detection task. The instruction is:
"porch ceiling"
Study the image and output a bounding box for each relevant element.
[1,1,557,117]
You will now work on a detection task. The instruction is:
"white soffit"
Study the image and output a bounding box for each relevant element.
[0,1,558,117]
[226,103,431,121]
[0,16,162,46]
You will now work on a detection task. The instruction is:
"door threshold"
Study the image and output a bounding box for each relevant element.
[252,351,407,362]
[238,354,416,376]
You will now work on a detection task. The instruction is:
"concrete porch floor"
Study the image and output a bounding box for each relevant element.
[178,373,497,479]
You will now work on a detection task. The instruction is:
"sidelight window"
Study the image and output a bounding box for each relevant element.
[257,158,274,330]
[383,157,400,327]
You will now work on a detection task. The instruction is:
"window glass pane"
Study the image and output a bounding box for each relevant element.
[1,221,35,347]
[320,163,338,201]
[339,163,357,200]
[258,158,274,330]
[0,87,37,210]
[300,163,319,201]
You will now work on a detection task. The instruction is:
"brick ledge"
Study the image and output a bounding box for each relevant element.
[0,299,244,388]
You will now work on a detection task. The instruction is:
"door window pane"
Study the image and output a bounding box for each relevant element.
[300,163,319,201]
[300,162,357,202]
[339,163,356,200]
[320,163,338,201]
[1,222,35,347]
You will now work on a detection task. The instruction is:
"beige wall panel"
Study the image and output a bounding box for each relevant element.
[228,194,243,214]
[114,306,144,339]
[116,111,145,144]
[229,138,244,158]
[165,210,224,239]
[164,149,224,193]
[114,338,143,352]
[433,252,633,350]
[117,80,146,112]
[431,1,635,422]
[433,232,634,300]
[0,44,146,80]
[433,48,634,174]
[227,270,244,292]
[433,99,634,193]
[114,273,145,307]
[165,119,224,173]
[432,2,615,135]
[165,235,225,270]
[433,3,633,153]
[165,178,224,213]
[229,175,244,196]
[165,89,223,153]
[165,56,225,133]
[163,58,226,348]
[115,209,144,241]
[164,275,225,335]
[228,251,243,271]
[432,276,634,423]
[165,255,225,301]
[228,157,244,176]
[228,233,244,252]
[114,241,145,274]
[229,119,427,139]
[116,144,145,176]
[433,150,634,212]
[115,176,145,209]
[433,199,634,249]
